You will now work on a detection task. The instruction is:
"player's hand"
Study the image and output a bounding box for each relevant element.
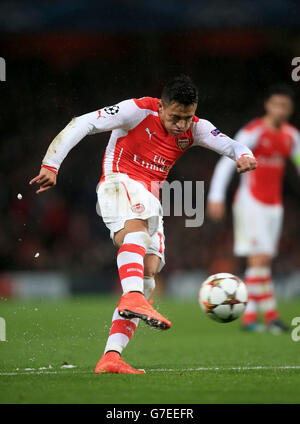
[206,201,226,222]
[29,167,57,194]
[236,155,257,174]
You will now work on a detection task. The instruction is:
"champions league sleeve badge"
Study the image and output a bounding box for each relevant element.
[211,128,221,136]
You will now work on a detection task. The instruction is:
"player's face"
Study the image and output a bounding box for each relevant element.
[264,94,294,124]
[158,101,197,136]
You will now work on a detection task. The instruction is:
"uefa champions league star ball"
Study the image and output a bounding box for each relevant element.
[198,273,248,323]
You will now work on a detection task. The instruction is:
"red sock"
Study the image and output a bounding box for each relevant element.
[243,267,279,325]
[117,232,148,294]
[104,307,139,354]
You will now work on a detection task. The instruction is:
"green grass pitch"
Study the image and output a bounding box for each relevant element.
[0,295,300,404]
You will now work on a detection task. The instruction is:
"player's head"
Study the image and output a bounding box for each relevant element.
[264,84,295,124]
[158,75,198,136]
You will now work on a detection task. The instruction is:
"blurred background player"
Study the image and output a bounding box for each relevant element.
[207,85,300,334]
[30,75,256,373]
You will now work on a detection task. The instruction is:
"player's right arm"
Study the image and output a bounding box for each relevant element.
[206,126,259,221]
[29,99,137,194]
[206,156,236,221]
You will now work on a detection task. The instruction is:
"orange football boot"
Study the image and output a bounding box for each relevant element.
[94,351,145,374]
[117,291,171,330]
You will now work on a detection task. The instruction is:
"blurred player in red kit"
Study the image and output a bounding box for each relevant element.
[30,75,257,373]
[207,85,300,334]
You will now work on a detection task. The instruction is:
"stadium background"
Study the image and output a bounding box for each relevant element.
[1,0,300,300]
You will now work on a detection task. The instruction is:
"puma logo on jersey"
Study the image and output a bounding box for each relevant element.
[97,110,106,119]
[145,128,155,140]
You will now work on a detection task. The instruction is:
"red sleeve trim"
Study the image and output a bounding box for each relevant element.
[239,153,255,159]
[41,164,58,175]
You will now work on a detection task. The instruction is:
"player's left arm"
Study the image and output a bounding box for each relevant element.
[192,119,257,173]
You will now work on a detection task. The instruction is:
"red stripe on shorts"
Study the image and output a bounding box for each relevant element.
[158,232,163,254]
[120,181,132,206]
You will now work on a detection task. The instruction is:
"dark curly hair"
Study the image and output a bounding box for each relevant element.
[161,75,198,106]
[265,84,295,102]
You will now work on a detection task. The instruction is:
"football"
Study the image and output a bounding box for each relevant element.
[198,273,248,323]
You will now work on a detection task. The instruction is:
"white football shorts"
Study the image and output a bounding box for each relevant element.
[232,187,283,257]
[96,172,165,271]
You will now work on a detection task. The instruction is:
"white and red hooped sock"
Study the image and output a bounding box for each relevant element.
[117,231,149,294]
[242,267,261,325]
[243,267,278,325]
[104,231,150,355]
[255,268,278,324]
[242,296,258,326]
[104,308,139,354]
[104,276,156,355]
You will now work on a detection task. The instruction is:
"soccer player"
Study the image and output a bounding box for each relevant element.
[30,75,257,373]
[207,85,300,334]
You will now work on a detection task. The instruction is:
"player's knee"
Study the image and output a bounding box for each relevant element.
[114,219,150,247]
[144,267,157,278]
[137,231,151,250]
[122,231,151,250]
[248,254,271,268]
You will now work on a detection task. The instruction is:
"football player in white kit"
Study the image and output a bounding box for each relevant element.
[207,85,300,334]
[30,75,257,373]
